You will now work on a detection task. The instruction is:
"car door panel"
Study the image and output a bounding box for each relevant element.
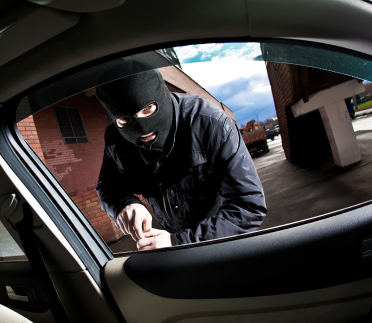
[105,260,372,323]
[122,203,372,299]
[104,202,372,322]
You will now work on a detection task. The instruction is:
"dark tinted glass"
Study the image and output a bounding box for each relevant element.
[67,108,87,137]
[54,107,74,137]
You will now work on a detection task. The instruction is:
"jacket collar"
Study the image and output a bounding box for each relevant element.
[170,92,180,146]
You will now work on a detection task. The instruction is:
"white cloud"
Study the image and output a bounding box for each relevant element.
[175,45,199,61]
[211,43,261,62]
[174,43,276,122]
[224,86,272,109]
[198,43,224,59]
[197,43,224,53]
[180,59,275,122]
[181,60,268,88]
[175,43,225,62]
[253,85,271,93]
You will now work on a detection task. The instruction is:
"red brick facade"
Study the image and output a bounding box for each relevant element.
[70,184,123,243]
[33,92,108,192]
[265,62,293,161]
[17,115,45,163]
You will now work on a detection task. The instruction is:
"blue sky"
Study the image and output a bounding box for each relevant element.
[174,43,276,125]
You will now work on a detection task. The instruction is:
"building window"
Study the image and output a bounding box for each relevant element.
[54,107,88,144]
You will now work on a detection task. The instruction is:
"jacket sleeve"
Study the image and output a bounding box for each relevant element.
[96,138,144,227]
[171,116,267,245]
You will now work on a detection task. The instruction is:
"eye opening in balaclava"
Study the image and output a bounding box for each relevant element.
[95,60,174,154]
[115,102,160,147]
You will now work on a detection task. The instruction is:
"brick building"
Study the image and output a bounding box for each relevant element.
[264,60,363,166]
[17,64,236,244]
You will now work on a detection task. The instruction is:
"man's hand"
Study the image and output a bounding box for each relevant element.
[137,228,172,251]
[117,203,152,241]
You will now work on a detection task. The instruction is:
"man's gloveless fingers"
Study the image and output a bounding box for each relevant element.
[143,212,152,232]
[128,210,139,241]
[133,210,145,240]
[128,222,140,241]
[121,210,137,241]
[117,214,128,235]
[143,229,156,238]
[137,237,154,250]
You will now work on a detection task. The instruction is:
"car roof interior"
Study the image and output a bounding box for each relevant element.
[0,1,372,322]
[2,0,372,101]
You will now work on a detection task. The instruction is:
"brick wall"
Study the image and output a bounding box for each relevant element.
[33,92,108,193]
[70,184,124,243]
[265,62,293,161]
[17,117,46,164]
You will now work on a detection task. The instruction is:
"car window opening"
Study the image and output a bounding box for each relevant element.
[14,42,372,254]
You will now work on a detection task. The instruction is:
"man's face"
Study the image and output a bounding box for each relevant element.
[96,64,173,153]
[116,103,158,147]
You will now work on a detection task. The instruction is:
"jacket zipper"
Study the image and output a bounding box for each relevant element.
[159,183,180,231]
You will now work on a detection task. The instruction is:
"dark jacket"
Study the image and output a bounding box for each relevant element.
[97,93,267,245]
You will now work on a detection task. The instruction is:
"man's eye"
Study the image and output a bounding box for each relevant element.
[135,104,156,117]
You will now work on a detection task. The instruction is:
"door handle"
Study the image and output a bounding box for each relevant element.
[5,285,38,303]
[6,286,29,302]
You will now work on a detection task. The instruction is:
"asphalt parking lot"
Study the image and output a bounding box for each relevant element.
[257,109,372,230]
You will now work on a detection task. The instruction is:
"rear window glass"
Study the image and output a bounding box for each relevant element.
[0,220,27,262]
[16,42,372,254]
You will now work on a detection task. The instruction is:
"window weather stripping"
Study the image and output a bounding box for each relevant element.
[0,19,17,34]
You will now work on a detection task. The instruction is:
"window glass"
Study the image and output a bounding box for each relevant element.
[54,107,88,144]
[0,221,27,262]
[16,42,372,254]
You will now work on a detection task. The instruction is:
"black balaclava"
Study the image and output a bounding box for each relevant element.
[96,60,174,156]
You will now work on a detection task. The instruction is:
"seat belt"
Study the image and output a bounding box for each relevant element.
[16,203,71,323]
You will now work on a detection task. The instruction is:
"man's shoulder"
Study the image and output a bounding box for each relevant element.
[173,93,234,154]
[173,93,228,127]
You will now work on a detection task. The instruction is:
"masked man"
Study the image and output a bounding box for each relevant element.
[96,60,266,251]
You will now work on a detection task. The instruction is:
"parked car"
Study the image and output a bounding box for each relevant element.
[0,1,372,323]
[266,128,280,141]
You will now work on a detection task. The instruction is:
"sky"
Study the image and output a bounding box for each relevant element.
[174,43,276,125]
